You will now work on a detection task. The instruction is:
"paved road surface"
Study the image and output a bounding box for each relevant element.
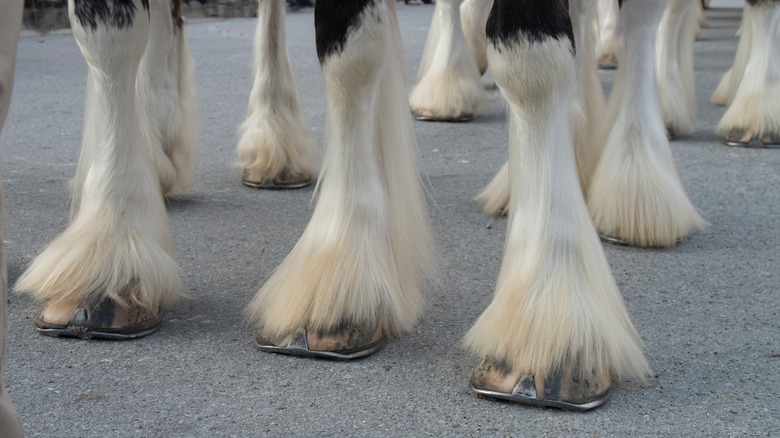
[2,4,778,437]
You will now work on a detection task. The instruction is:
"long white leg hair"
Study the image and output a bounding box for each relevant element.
[16,0,183,312]
[465,16,650,382]
[716,1,780,143]
[409,0,487,120]
[460,0,492,75]
[711,5,755,106]
[587,0,706,248]
[655,0,698,137]
[235,0,319,184]
[246,0,435,340]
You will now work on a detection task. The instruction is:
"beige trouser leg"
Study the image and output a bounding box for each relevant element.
[0,0,24,435]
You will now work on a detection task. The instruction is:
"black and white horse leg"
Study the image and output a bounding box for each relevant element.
[410,0,487,122]
[717,0,780,147]
[476,0,606,214]
[16,0,182,338]
[587,0,706,248]
[246,0,434,358]
[69,0,199,201]
[465,0,649,411]
[236,0,319,189]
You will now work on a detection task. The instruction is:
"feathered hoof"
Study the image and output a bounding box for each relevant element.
[470,357,612,411]
[724,128,780,149]
[241,167,313,190]
[589,175,706,248]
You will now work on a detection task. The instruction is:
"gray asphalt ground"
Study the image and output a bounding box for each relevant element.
[2,4,778,437]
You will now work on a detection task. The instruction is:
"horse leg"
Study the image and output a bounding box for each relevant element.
[16,0,183,339]
[476,0,606,214]
[246,0,435,358]
[236,0,319,189]
[570,0,607,192]
[69,0,199,201]
[587,0,706,248]
[717,0,780,147]
[465,0,650,411]
[711,4,755,106]
[655,0,697,137]
[137,0,200,196]
[410,0,487,122]
[678,0,699,125]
